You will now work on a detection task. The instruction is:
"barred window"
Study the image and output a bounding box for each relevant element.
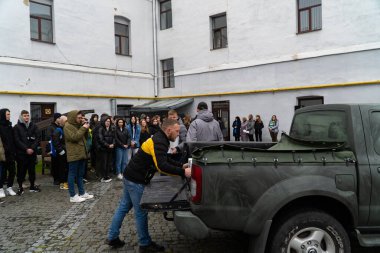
[30,0,53,43]
[162,58,174,88]
[211,13,228,49]
[298,0,322,33]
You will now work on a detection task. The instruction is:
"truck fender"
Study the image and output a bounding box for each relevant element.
[243,175,358,235]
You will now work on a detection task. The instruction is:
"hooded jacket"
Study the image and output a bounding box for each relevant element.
[0,109,16,160]
[124,128,184,185]
[186,110,223,142]
[97,116,115,151]
[63,110,88,162]
[13,114,40,155]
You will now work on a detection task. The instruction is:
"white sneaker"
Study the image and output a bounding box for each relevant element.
[117,174,123,180]
[70,194,86,203]
[79,192,94,200]
[6,187,16,196]
[0,189,5,198]
[101,178,112,183]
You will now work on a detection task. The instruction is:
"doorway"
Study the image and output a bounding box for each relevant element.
[212,100,230,141]
[30,103,56,123]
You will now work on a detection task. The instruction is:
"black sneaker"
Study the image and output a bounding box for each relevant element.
[29,186,41,192]
[107,237,125,248]
[17,188,24,196]
[139,241,165,253]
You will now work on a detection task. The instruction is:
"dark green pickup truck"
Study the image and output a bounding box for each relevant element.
[141,104,380,253]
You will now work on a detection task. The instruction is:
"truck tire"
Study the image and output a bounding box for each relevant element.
[269,210,350,253]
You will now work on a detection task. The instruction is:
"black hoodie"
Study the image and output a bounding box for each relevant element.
[0,109,16,161]
[97,116,115,151]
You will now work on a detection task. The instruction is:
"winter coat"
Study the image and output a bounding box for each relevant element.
[149,124,160,136]
[52,126,66,156]
[268,120,279,133]
[186,110,223,142]
[115,124,131,149]
[13,117,40,156]
[0,137,5,162]
[232,119,241,137]
[97,117,116,151]
[0,109,16,161]
[46,122,59,141]
[254,121,264,134]
[240,121,249,141]
[246,119,255,135]
[126,123,141,148]
[63,110,88,162]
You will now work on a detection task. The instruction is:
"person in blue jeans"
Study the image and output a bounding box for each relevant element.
[107,119,192,252]
[115,119,131,180]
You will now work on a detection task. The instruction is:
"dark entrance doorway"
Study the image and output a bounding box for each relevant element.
[212,100,230,141]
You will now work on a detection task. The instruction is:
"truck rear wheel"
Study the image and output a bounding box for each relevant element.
[269,210,350,253]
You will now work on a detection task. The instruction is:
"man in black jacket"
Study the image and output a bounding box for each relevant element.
[107,119,191,252]
[14,110,41,195]
[0,109,17,197]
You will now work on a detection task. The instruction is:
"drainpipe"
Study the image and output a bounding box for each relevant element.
[152,0,159,97]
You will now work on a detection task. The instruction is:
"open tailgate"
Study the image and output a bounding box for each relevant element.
[140,176,190,212]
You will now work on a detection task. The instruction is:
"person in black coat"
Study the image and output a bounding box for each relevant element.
[13,110,41,195]
[254,115,264,142]
[232,116,242,141]
[46,113,61,185]
[97,116,115,182]
[0,108,17,197]
[114,118,131,180]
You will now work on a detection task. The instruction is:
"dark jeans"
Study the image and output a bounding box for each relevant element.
[51,156,59,183]
[248,134,254,141]
[17,154,37,188]
[255,131,263,142]
[0,161,16,188]
[56,154,68,183]
[98,150,113,179]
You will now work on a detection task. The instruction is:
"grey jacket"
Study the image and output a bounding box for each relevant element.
[186,110,223,142]
[246,119,255,135]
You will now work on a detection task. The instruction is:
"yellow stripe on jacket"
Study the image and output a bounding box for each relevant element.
[140,138,177,176]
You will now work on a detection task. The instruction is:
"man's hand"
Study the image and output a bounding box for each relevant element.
[26,148,34,155]
[109,144,114,149]
[82,122,90,129]
[182,163,189,169]
[123,145,128,149]
[171,147,177,154]
[184,167,192,178]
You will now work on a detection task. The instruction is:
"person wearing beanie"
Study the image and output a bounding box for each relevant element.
[13,110,41,195]
[47,112,62,185]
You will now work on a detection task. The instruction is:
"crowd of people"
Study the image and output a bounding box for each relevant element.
[232,114,280,142]
[0,102,281,252]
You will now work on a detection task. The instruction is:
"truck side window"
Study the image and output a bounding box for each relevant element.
[370,111,380,155]
[290,111,348,142]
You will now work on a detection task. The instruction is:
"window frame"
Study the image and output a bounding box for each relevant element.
[161,58,175,89]
[30,0,54,43]
[160,0,172,30]
[211,13,228,50]
[114,20,130,56]
[297,0,322,34]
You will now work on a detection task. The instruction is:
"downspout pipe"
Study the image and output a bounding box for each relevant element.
[152,0,159,97]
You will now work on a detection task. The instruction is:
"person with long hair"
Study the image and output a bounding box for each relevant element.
[97,116,115,183]
[149,116,160,136]
[115,119,131,180]
[268,115,279,142]
[240,117,249,141]
[126,116,141,161]
[139,119,150,145]
[247,114,255,141]
[232,116,241,141]
[254,115,264,142]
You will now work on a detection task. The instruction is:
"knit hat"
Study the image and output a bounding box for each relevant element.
[53,113,62,121]
[197,102,208,110]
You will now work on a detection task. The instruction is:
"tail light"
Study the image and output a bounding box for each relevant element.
[190,160,203,204]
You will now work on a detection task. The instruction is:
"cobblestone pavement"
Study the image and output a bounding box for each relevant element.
[0,174,379,253]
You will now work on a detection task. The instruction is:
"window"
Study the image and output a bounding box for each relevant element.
[295,96,324,110]
[115,17,130,56]
[30,1,53,43]
[211,13,227,49]
[162,58,174,88]
[370,112,380,155]
[160,0,172,30]
[290,110,348,142]
[298,0,322,33]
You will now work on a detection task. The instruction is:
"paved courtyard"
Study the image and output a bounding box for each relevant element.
[0,173,378,253]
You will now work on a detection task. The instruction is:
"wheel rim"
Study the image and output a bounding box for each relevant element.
[287,227,336,253]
